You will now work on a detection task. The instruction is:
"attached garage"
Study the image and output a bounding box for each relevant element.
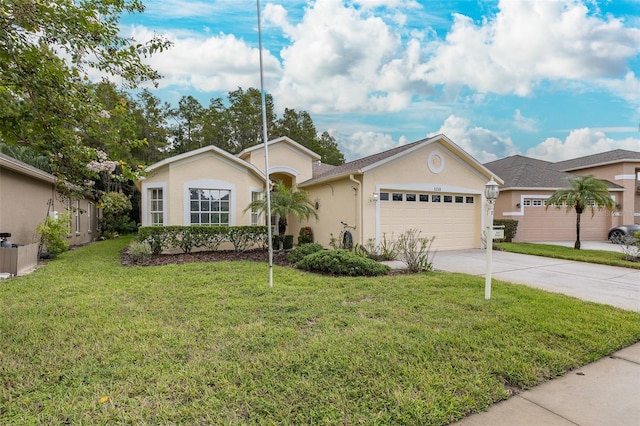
[298,135,499,252]
[378,190,480,250]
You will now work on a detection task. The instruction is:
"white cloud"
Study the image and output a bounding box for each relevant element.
[428,115,520,163]
[341,131,406,160]
[514,109,537,132]
[267,0,431,113]
[128,26,281,93]
[525,128,640,161]
[422,0,640,96]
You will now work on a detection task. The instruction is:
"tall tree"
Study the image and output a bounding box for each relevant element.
[200,97,233,152]
[0,0,170,191]
[226,87,276,152]
[545,175,616,249]
[316,131,345,165]
[274,108,318,148]
[169,95,205,153]
[132,89,171,164]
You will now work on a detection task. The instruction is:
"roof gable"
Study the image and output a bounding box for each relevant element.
[302,134,501,186]
[237,136,321,162]
[484,155,573,189]
[145,145,264,180]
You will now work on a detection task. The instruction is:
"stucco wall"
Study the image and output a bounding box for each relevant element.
[244,141,315,186]
[142,152,264,226]
[497,190,614,242]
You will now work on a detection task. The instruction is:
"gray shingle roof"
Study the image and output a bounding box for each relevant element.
[484,155,573,189]
[304,139,423,184]
[554,149,640,171]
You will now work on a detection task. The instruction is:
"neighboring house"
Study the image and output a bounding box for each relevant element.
[485,149,640,242]
[139,135,500,251]
[0,153,99,248]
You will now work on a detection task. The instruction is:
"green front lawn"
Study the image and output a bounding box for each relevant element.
[1,237,639,425]
[495,242,640,269]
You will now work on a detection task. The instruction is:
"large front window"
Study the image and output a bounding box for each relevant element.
[190,189,230,226]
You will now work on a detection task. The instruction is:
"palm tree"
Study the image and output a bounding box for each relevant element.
[245,181,318,236]
[545,175,616,249]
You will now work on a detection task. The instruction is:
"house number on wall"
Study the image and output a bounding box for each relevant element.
[433,187,442,192]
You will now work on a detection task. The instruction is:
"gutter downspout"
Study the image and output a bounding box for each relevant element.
[349,174,362,245]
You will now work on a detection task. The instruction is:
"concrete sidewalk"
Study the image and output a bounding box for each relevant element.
[452,343,640,426]
[430,249,640,425]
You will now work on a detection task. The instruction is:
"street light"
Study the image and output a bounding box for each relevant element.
[485,178,499,300]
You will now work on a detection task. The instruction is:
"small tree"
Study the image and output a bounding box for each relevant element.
[244,181,318,236]
[545,175,616,249]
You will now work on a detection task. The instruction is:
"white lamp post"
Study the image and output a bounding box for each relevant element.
[484,178,500,300]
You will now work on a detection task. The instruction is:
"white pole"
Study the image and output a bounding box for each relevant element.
[256,0,273,288]
[485,202,494,300]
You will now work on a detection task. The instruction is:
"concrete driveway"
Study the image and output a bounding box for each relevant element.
[432,248,640,312]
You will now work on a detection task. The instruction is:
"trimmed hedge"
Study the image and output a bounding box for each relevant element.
[296,249,391,276]
[494,219,519,243]
[287,243,324,264]
[137,226,269,254]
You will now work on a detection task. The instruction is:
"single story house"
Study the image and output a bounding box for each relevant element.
[485,149,640,242]
[0,153,99,250]
[138,135,500,252]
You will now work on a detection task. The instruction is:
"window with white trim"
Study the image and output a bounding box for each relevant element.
[190,188,230,226]
[87,203,93,232]
[75,200,80,234]
[250,191,262,225]
[149,188,164,226]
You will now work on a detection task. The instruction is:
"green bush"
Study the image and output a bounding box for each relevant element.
[137,226,268,254]
[37,213,71,257]
[298,226,314,245]
[395,229,436,273]
[283,234,294,250]
[288,243,324,263]
[296,249,390,276]
[494,219,518,242]
[98,191,136,237]
[127,240,152,263]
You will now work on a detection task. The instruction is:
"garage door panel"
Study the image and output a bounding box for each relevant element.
[379,194,479,250]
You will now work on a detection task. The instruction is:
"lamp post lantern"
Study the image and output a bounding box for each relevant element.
[484,178,499,300]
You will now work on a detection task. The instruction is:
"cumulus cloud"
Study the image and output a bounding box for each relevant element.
[514,109,537,132]
[126,26,281,93]
[428,115,520,163]
[340,131,407,160]
[525,128,640,161]
[422,0,640,96]
[267,0,432,113]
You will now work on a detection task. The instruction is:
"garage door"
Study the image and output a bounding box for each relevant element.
[379,191,480,251]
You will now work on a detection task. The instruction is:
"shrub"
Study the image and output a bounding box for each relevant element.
[98,191,136,237]
[613,231,640,262]
[137,226,268,254]
[298,227,314,245]
[494,219,519,242]
[282,234,294,250]
[37,213,71,257]
[395,229,436,273]
[296,249,390,276]
[288,243,324,263]
[127,240,152,263]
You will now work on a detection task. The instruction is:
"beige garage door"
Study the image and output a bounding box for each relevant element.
[379,191,480,251]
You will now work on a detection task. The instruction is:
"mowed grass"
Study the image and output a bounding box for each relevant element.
[1,237,639,425]
[495,242,640,269]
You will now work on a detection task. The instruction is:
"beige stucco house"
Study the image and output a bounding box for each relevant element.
[0,154,99,273]
[139,135,500,252]
[485,150,640,242]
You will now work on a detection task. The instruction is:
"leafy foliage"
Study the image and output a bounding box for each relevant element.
[296,249,391,276]
[287,243,324,263]
[126,240,152,264]
[37,213,71,256]
[298,226,314,245]
[493,219,519,242]
[395,229,436,273]
[245,181,318,236]
[98,191,136,237]
[545,175,616,249]
[137,226,269,254]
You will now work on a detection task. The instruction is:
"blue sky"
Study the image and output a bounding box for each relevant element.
[118,0,640,163]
